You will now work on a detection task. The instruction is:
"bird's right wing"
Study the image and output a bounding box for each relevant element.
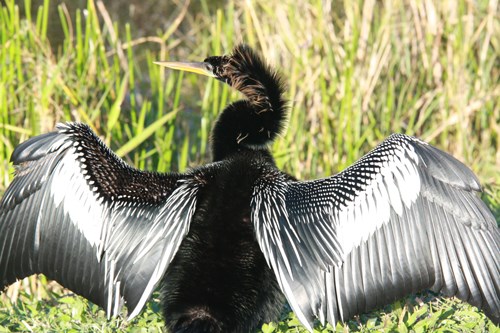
[251,134,499,331]
[0,123,201,319]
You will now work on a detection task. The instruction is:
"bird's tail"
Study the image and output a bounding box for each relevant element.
[169,307,223,333]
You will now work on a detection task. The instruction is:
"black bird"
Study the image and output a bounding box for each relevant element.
[0,44,499,332]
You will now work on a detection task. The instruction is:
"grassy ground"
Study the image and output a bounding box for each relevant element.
[0,0,499,332]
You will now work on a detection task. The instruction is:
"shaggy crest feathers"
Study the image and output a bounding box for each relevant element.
[224,45,285,113]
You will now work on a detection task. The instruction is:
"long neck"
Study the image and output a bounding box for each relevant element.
[211,46,287,161]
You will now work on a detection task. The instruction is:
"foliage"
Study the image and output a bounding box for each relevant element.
[0,0,498,331]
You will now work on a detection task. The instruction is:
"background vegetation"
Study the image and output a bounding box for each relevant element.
[0,0,498,331]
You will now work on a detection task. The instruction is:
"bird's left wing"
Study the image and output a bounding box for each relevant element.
[0,123,201,319]
[251,134,499,331]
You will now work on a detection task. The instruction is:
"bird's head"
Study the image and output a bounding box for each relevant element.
[154,45,266,88]
[154,53,232,84]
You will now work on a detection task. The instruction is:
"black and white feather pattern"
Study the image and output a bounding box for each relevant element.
[0,123,200,319]
[251,133,499,331]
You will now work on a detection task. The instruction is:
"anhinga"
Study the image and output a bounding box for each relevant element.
[0,44,499,332]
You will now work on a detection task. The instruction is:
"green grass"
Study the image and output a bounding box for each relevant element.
[0,0,499,331]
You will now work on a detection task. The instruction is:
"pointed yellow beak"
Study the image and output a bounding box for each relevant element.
[154,61,216,77]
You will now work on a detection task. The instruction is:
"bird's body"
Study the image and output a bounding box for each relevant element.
[1,45,499,332]
[161,151,285,332]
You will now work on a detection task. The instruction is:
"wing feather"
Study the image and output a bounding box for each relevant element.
[251,134,500,330]
[0,122,200,319]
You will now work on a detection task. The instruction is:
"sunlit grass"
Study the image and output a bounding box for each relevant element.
[0,0,498,332]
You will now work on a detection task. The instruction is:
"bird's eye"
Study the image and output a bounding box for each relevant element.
[205,63,214,74]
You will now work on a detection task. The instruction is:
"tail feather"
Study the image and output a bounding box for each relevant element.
[170,307,223,333]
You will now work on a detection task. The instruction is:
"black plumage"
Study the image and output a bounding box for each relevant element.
[1,44,499,332]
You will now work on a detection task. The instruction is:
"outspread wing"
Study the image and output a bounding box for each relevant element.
[251,134,499,331]
[0,123,200,319]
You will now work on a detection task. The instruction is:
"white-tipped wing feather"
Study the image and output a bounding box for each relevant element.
[0,123,200,319]
[251,134,499,331]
